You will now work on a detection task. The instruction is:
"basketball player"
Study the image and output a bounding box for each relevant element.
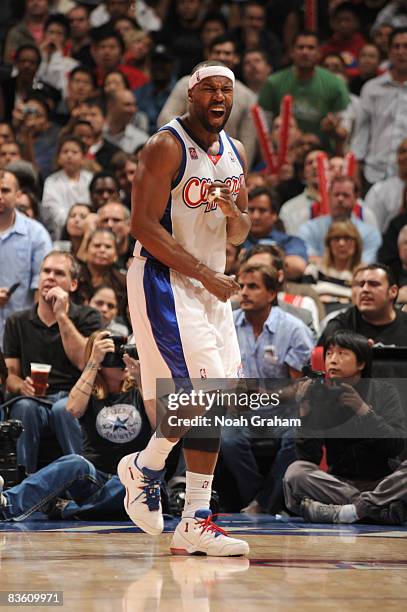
[119,61,251,556]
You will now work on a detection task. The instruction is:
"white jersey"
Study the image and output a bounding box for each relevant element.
[135,117,244,273]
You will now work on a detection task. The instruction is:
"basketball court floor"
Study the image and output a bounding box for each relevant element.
[1,515,406,611]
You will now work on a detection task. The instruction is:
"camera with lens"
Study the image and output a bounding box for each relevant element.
[302,370,344,405]
[101,335,139,368]
[0,419,24,487]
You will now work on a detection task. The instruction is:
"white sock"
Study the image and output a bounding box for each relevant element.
[338,504,359,523]
[136,431,177,471]
[182,471,213,518]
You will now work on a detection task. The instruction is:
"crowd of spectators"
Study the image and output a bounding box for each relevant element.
[1,0,407,525]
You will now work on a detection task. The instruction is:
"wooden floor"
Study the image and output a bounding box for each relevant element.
[1,516,407,611]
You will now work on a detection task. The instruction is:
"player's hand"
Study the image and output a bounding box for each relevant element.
[206,182,240,218]
[90,331,115,365]
[0,288,10,307]
[20,376,36,397]
[202,271,240,302]
[46,287,70,319]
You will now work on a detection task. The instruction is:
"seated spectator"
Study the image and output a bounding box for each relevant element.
[58,67,97,119]
[299,176,381,263]
[365,137,407,233]
[135,45,177,135]
[121,28,153,75]
[372,23,393,69]
[221,262,314,512]
[279,148,326,235]
[66,3,93,67]
[0,141,22,169]
[304,220,363,314]
[97,202,134,270]
[0,124,15,148]
[104,89,148,154]
[90,25,148,90]
[89,286,129,336]
[78,97,121,171]
[320,2,366,69]
[15,188,40,220]
[89,171,120,211]
[60,203,91,256]
[352,28,407,188]
[396,225,407,304]
[259,31,350,155]
[241,49,273,94]
[103,69,131,96]
[3,0,50,63]
[36,13,78,96]
[230,1,282,70]
[240,244,319,337]
[0,44,41,122]
[200,12,227,59]
[70,119,102,174]
[349,43,382,96]
[319,263,407,346]
[75,228,127,316]
[12,93,60,179]
[3,251,101,473]
[243,186,308,281]
[41,136,93,240]
[0,170,52,348]
[0,332,151,522]
[284,330,407,525]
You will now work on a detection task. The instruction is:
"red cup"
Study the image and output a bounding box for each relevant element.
[30,363,51,397]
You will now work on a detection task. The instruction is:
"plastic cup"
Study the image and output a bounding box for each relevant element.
[30,363,51,397]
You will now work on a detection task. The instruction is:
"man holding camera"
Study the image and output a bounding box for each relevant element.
[2,251,101,473]
[283,330,407,525]
[0,169,52,349]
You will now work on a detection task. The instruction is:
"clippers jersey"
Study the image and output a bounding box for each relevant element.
[135,117,244,273]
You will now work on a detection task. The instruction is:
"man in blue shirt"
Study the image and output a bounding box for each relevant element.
[299,175,382,262]
[242,186,307,280]
[221,262,314,514]
[0,170,52,348]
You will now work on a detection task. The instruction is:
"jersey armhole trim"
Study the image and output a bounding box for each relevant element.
[225,134,244,169]
[157,126,187,188]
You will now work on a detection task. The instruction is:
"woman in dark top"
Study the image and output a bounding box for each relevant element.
[74,228,127,316]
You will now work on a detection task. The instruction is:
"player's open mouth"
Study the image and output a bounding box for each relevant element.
[209,107,225,119]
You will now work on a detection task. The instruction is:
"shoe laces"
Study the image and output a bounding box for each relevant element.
[139,476,161,512]
[195,513,229,538]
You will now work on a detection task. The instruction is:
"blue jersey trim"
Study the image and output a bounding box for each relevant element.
[225,134,244,169]
[143,260,191,384]
[158,125,187,188]
[176,118,225,161]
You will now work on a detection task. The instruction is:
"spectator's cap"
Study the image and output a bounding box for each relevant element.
[151,44,174,63]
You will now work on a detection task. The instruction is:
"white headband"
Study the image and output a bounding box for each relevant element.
[188,66,235,90]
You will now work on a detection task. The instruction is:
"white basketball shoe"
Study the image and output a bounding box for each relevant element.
[170,509,250,556]
[117,452,165,535]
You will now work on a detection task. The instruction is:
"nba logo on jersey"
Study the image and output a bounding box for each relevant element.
[228,151,235,163]
[189,147,198,160]
[200,368,207,379]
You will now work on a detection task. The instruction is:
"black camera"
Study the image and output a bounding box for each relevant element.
[0,419,24,487]
[101,336,139,368]
[303,374,344,405]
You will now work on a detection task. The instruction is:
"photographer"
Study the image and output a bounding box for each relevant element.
[66,330,152,473]
[0,331,153,522]
[283,331,407,525]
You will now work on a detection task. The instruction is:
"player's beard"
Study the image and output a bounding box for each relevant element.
[198,106,232,134]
